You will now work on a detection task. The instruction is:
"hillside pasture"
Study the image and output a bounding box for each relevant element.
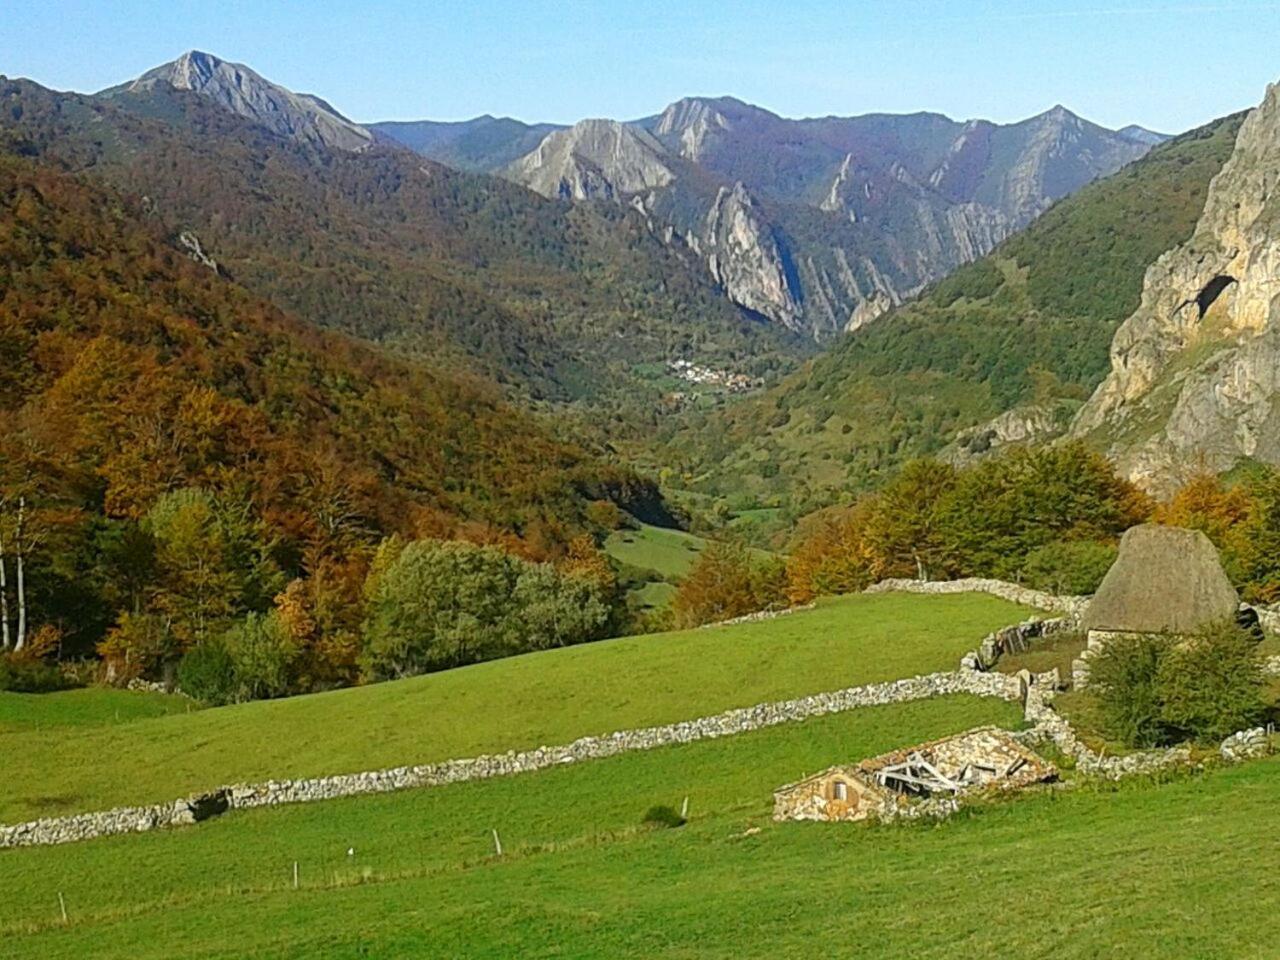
[0,694,1020,939]
[604,523,710,580]
[0,688,197,734]
[3,703,1277,957]
[0,592,1031,822]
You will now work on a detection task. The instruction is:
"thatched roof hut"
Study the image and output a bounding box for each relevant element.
[1082,524,1239,635]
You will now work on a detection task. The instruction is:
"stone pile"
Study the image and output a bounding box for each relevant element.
[1220,727,1270,762]
[959,616,1070,671]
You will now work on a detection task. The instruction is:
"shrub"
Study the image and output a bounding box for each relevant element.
[362,539,611,681]
[1156,621,1264,742]
[96,612,172,686]
[1087,633,1170,748]
[671,541,782,628]
[584,500,625,531]
[1088,621,1264,747]
[1021,540,1117,595]
[177,639,237,706]
[642,804,686,829]
[223,611,298,702]
[0,654,69,693]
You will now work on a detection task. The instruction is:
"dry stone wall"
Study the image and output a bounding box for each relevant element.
[5,593,1270,848]
[866,578,1088,620]
[0,670,1022,849]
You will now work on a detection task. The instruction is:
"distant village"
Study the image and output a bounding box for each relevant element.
[666,359,763,393]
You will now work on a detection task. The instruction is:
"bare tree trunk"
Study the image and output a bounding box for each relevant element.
[0,521,9,651]
[14,497,26,652]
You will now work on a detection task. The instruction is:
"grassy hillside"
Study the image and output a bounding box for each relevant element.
[665,112,1246,510]
[604,523,709,579]
[4,700,1278,956]
[0,695,1018,939]
[0,689,196,733]
[0,592,1029,822]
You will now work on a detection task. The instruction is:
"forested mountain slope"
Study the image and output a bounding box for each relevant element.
[2,71,803,413]
[0,144,653,655]
[662,111,1245,513]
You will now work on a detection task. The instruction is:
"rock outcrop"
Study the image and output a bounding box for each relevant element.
[506,118,675,201]
[696,183,801,328]
[942,403,1072,465]
[117,51,374,152]
[1071,81,1280,492]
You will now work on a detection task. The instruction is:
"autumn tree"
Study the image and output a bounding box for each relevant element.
[671,540,784,629]
[1155,473,1254,545]
[785,503,877,604]
[860,459,958,580]
[145,489,282,648]
[936,443,1150,580]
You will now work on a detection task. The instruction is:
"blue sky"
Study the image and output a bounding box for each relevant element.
[2,1,1278,132]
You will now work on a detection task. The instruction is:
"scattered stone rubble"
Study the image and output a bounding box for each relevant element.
[959,616,1071,672]
[702,603,815,628]
[1220,727,1270,762]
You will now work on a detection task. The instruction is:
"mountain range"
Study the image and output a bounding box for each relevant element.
[375,90,1163,339]
[91,52,1162,344]
[10,46,1276,532]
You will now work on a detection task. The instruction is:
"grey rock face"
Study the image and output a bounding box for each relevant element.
[942,403,1072,465]
[125,51,373,152]
[504,98,1151,339]
[1071,81,1280,492]
[506,119,675,201]
[699,183,801,329]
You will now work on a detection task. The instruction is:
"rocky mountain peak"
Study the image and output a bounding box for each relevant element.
[1118,124,1171,146]
[122,50,374,152]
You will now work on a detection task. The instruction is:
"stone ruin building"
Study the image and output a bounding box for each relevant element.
[772,726,1056,823]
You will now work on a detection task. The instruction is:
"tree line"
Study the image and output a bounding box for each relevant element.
[670,445,1280,629]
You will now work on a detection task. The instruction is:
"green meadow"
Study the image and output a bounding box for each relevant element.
[604,523,711,579]
[0,592,1029,822]
[4,699,1277,958]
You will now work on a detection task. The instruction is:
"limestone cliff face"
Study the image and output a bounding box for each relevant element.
[697,184,802,329]
[124,51,373,152]
[1070,82,1280,492]
[505,119,675,200]
[504,97,1155,340]
[943,404,1072,466]
[652,97,732,162]
[508,122,802,328]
